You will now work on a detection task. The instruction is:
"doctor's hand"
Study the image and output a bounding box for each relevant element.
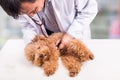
[56,33,73,50]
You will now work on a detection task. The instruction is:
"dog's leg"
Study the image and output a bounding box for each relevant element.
[43,60,58,76]
[67,39,94,62]
[61,55,82,77]
[43,49,60,76]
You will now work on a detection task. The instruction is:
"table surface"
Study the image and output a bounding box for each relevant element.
[0,39,120,80]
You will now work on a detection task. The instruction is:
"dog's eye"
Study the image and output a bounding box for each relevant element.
[37,46,40,49]
[44,54,47,56]
[39,54,44,58]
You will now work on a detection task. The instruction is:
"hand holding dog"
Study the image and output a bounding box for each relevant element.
[56,33,73,49]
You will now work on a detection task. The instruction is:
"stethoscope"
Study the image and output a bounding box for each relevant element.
[29,13,48,38]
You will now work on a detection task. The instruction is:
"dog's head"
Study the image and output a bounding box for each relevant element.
[25,35,51,66]
[33,44,50,66]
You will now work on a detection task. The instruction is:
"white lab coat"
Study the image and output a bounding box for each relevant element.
[17,0,98,44]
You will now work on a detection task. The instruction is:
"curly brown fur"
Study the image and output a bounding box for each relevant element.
[25,35,60,76]
[59,38,94,77]
[61,55,82,77]
[61,39,94,62]
[48,33,94,77]
[25,32,94,77]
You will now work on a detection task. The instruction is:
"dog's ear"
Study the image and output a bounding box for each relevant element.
[32,35,40,42]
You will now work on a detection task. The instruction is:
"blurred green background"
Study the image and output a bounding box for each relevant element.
[0,0,119,49]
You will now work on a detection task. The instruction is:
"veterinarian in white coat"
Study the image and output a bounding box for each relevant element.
[0,0,98,47]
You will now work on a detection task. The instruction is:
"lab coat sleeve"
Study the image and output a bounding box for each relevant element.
[67,0,98,39]
[17,15,37,45]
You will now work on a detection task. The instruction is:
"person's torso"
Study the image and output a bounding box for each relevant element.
[37,0,76,32]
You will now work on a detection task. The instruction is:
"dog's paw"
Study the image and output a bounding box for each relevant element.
[44,68,55,76]
[70,71,79,77]
[89,53,94,60]
[69,68,79,77]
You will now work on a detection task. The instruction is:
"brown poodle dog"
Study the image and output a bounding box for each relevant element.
[25,35,60,76]
[25,32,94,77]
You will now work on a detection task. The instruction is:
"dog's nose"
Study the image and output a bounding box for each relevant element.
[39,54,44,58]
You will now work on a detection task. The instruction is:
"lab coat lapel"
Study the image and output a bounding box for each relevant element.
[50,0,65,32]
